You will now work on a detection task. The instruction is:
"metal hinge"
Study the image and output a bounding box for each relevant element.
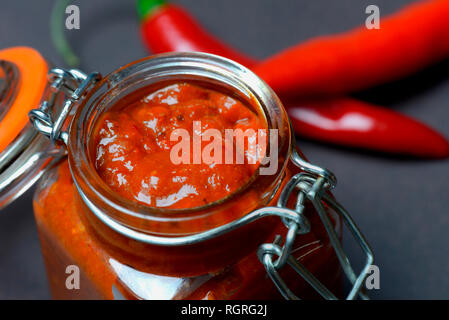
[29,68,101,145]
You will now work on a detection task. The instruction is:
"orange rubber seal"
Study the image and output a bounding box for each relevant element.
[0,47,48,152]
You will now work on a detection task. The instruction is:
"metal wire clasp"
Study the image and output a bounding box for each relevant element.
[257,145,374,300]
[29,68,101,145]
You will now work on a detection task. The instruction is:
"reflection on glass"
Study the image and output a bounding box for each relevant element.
[109,258,212,300]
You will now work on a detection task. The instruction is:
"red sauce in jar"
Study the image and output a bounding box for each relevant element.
[31,55,342,300]
[93,81,266,209]
[33,81,341,300]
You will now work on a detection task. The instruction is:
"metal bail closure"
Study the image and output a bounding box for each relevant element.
[0,47,100,210]
[257,140,374,300]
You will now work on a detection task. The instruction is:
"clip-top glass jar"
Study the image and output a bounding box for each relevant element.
[0,46,373,300]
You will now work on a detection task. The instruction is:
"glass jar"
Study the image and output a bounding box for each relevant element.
[0,47,373,300]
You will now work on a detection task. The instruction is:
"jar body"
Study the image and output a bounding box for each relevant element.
[33,156,342,300]
[31,52,343,300]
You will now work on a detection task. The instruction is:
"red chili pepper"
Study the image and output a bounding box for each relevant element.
[136,0,449,158]
[287,98,449,158]
[137,0,257,68]
[255,0,449,99]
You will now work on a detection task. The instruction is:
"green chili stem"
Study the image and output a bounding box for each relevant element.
[137,0,166,21]
[50,0,80,67]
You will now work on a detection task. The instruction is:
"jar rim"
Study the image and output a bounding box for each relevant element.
[67,52,292,235]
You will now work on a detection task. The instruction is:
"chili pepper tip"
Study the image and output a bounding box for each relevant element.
[424,133,449,159]
[137,0,166,21]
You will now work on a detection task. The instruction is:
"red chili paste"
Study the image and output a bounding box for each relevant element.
[93,81,266,209]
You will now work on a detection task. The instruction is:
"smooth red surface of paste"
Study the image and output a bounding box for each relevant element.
[93,82,265,209]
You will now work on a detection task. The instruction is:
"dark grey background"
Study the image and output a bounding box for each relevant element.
[0,0,448,299]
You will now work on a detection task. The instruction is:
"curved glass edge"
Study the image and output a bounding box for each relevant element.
[67,52,292,235]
